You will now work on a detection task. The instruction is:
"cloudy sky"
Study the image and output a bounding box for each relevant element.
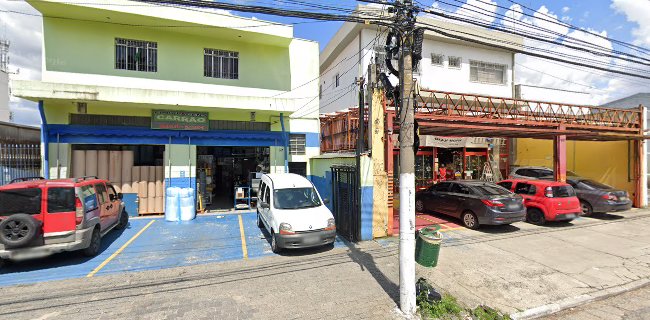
[1,0,649,125]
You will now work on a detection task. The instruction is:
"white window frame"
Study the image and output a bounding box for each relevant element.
[204,48,239,80]
[469,60,507,85]
[289,134,306,155]
[431,53,444,66]
[448,56,462,69]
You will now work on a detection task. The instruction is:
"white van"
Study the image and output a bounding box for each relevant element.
[257,173,336,253]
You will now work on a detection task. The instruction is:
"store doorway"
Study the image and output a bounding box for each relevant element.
[196,147,269,211]
[436,148,463,181]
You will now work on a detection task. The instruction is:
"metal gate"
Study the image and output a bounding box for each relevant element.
[331,165,360,242]
[0,143,41,185]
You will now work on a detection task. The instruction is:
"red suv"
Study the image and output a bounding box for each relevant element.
[0,176,128,267]
[497,179,581,225]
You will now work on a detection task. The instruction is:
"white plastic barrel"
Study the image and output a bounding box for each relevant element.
[165,187,180,222]
[179,187,196,221]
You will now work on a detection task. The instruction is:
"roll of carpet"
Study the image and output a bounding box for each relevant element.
[139,166,149,198]
[121,150,134,183]
[147,166,156,197]
[97,150,109,180]
[131,167,140,194]
[147,197,155,213]
[154,196,164,213]
[138,197,148,214]
[85,150,98,178]
[121,181,132,193]
[155,166,164,198]
[108,151,122,185]
[72,150,85,178]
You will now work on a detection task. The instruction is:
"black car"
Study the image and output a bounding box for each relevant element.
[415,181,526,229]
[566,178,632,216]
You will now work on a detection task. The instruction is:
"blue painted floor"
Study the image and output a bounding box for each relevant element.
[0,211,347,287]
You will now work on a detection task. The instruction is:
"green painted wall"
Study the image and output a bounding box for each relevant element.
[43,100,283,127]
[43,17,291,91]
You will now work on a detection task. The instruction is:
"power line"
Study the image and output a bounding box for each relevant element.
[515,62,607,92]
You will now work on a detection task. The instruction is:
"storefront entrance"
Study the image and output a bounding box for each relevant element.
[197,147,269,211]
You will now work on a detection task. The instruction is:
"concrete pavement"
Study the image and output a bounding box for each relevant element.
[542,283,650,319]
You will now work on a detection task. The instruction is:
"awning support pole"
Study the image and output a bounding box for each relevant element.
[554,124,567,182]
[280,113,289,173]
[38,100,49,179]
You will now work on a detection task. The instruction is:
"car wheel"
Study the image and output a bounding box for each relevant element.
[526,208,546,225]
[461,211,479,230]
[580,201,593,217]
[83,227,101,257]
[115,209,129,230]
[271,231,282,254]
[415,199,425,213]
[0,213,41,248]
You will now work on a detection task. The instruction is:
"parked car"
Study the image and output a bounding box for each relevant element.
[498,179,581,225]
[566,178,632,216]
[414,180,526,230]
[256,173,336,253]
[509,166,578,180]
[0,176,128,267]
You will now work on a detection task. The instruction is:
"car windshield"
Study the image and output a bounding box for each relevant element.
[0,188,42,215]
[552,186,576,198]
[274,187,321,210]
[579,180,614,190]
[472,185,512,196]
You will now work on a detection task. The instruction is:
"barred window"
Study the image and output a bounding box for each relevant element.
[431,53,443,66]
[115,38,157,72]
[448,56,461,69]
[289,134,306,155]
[470,60,506,85]
[204,48,239,79]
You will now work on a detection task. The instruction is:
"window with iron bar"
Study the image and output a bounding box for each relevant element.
[115,38,157,72]
[469,60,506,85]
[204,48,239,80]
[289,134,306,155]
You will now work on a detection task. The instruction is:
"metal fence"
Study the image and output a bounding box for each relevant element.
[0,143,41,185]
[331,165,360,242]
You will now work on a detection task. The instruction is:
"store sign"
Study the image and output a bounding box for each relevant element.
[419,136,491,148]
[151,110,209,131]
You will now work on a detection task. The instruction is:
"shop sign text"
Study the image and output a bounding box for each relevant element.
[151,110,209,131]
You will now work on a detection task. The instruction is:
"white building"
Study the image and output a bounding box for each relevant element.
[319,7,524,114]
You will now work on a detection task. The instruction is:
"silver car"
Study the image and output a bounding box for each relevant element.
[509,166,578,180]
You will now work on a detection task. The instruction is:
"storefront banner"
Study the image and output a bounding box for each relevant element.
[151,110,209,131]
[420,136,491,148]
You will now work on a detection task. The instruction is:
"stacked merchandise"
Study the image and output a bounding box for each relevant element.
[72,149,165,215]
[197,155,214,206]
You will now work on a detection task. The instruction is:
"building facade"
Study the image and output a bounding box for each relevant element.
[12,0,319,212]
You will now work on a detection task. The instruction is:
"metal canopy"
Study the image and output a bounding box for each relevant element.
[406,90,644,141]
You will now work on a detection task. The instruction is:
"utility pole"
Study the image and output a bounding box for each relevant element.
[396,0,417,316]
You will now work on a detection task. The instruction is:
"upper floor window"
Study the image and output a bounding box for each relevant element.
[470,60,506,85]
[289,134,306,155]
[448,56,462,69]
[334,73,340,88]
[115,38,157,72]
[204,48,239,79]
[431,53,444,66]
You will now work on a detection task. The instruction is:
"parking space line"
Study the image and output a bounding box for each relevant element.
[86,220,155,278]
[238,214,248,260]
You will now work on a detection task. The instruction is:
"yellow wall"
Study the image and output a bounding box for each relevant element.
[515,138,635,196]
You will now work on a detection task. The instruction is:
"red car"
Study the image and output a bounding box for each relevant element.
[0,176,128,267]
[497,179,581,225]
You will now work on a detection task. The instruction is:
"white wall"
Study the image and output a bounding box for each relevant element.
[0,71,9,122]
[320,27,516,114]
[516,84,591,105]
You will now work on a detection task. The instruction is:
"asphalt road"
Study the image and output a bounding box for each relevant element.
[543,283,650,320]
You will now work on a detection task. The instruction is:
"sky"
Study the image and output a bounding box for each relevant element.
[1,0,650,126]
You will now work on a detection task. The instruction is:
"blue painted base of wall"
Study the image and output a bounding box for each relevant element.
[164,177,197,190]
[122,193,139,217]
[309,173,333,211]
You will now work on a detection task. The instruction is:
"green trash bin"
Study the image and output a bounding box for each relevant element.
[415,225,443,267]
